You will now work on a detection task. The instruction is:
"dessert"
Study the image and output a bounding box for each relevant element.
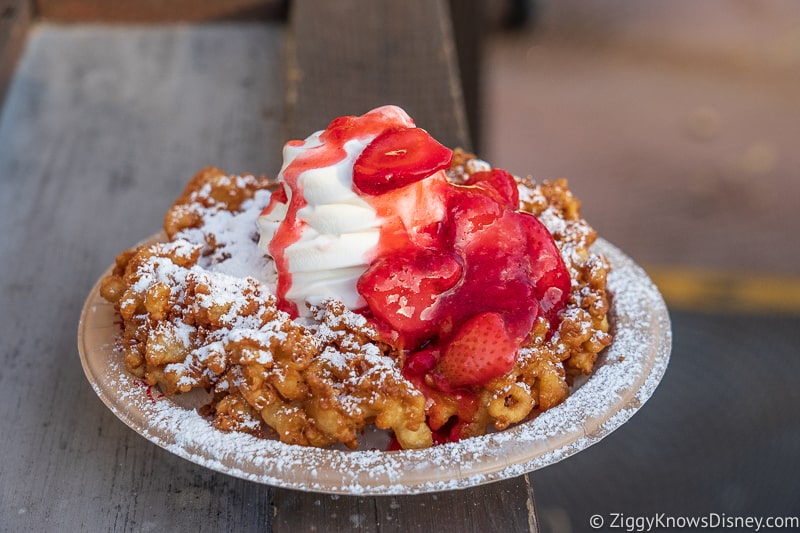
[99,105,612,450]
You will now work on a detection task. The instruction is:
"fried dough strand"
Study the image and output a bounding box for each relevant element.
[100,160,611,449]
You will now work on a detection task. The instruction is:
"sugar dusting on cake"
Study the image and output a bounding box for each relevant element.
[88,163,670,493]
[96,226,671,495]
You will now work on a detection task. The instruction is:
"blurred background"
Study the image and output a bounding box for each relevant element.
[485,0,800,280]
[482,2,800,531]
[1,1,798,531]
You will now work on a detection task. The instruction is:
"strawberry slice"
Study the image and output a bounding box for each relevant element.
[404,347,439,377]
[320,114,357,143]
[353,127,453,196]
[517,213,571,325]
[442,185,504,249]
[357,248,463,347]
[465,169,519,209]
[434,312,518,388]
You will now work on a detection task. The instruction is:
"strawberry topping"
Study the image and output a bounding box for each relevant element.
[464,168,520,209]
[357,247,463,347]
[352,132,570,445]
[433,312,519,388]
[353,127,453,196]
[260,106,571,447]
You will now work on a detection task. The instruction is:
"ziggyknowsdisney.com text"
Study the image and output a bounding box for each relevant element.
[589,512,799,531]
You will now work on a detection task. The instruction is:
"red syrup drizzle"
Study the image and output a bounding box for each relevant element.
[261,106,571,446]
[136,379,165,404]
[356,168,571,446]
[259,106,414,316]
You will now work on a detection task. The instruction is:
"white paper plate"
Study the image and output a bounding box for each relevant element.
[78,236,671,495]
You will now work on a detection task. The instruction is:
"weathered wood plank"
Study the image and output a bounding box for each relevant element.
[1,11,538,533]
[447,0,484,153]
[0,0,31,108]
[274,2,538,531]
[34,0,287,22]
[0,23,283,531]
[284,0,470,151]
[272,480,539,532]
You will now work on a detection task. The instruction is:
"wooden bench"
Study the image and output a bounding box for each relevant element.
[0,1,539,530]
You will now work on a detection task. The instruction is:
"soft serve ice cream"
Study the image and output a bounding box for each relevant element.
[98,104,612,450]
[257,105,450,317]
[258,105,572,432]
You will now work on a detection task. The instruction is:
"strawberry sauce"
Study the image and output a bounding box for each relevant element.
[259,107,415,316]
[260,106,571,445]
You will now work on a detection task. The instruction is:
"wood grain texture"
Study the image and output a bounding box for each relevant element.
[0,14,539,533]
[447,0,484,153]
[34,0,288,22]
[284,0,470,151]
[272,2,538,531]
[272,479,539,532]
[0,23,283,531]
[0,0,31,107]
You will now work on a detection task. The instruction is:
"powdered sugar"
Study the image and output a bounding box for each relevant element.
[178,186,275,284]
[80,237,670,495]
[79,165,671,493]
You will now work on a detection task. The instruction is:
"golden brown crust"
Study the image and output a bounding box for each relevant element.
[449,158,612,432]
[101,160,612,449]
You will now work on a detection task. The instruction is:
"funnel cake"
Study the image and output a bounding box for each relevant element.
[99,106,612,450]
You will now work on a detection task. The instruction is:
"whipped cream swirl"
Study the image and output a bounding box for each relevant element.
[257,105,415,315]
